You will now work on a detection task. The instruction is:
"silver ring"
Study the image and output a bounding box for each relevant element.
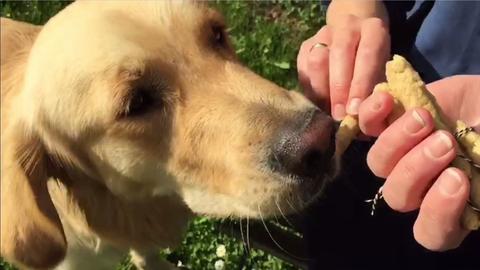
[310,42,328,52]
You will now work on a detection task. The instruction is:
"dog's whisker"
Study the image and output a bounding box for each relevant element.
[272,209,280,224]
[285,194,299,213]
[286,197,297,213]
[257,204,309,262]
[239,218,247,253]
[297,193,307,209]
[275,196,294,228]
[291,192,300,209]
[246,216,251,254]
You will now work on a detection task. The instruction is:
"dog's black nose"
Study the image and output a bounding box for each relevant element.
[270,109,336,179]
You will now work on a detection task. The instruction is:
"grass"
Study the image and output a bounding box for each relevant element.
[0,1,325,269]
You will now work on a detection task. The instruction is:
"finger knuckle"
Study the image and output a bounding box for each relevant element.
[363,17,387,31]
[358,40,389,65]
[358,44,383,62]
[338,14,358,26]
[310,80,327,95]
[382,163,422,212]
[330,81,349,95]
[350,78,372,96]
[360,20,390,51]
[421,202,442,222]
[358,102,386,135]
[399,162,417,182]
[307,53,328,71]
[332,35,358,51]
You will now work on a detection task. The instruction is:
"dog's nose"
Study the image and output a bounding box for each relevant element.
[270,109,336,179]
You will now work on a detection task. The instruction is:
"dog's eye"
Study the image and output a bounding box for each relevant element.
[212,25,226,46]
[124,88,154,117]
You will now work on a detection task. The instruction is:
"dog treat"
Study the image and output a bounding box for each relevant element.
[335,55,480,229]
[335,115,359,157]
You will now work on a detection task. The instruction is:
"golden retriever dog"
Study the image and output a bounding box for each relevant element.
[1,1,337,269]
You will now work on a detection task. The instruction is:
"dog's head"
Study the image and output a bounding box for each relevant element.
[2,1,338,268]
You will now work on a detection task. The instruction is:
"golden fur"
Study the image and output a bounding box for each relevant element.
[1,1,336,269]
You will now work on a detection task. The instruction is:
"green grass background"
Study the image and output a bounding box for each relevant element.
[0,1,325,269]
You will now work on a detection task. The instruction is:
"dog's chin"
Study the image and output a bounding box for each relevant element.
[179,186,259,218]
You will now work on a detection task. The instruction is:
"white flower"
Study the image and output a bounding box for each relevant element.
[216,244,227,257]
[177,260,183,267]
[214,259,225,270]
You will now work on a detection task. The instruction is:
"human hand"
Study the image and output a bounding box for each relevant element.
[359,75,480,251]
[297,15,390,120]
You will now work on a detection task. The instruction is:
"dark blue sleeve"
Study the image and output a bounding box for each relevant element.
[383,1,418,55]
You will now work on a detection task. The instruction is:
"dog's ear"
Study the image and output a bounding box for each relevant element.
[1,123,67,269]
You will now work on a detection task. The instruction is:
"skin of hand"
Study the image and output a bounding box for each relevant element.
[297,0,390,120]
[359,75,480,251]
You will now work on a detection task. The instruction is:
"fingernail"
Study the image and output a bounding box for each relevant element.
[439,168,463,196]
[333,104,346,120]
[403,110,425,134]
[347,98,362,115]
[424,131,453,159]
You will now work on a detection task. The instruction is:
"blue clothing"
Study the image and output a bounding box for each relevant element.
[386,0,480,82]
[303,2,480,270]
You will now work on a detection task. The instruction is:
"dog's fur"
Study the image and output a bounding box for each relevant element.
[1,1,335,269]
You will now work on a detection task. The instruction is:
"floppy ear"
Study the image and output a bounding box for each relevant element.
[1,124,67,269]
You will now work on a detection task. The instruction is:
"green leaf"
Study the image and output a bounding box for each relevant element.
[272,61,290,70]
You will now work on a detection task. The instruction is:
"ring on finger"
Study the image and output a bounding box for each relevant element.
[310,42,328,52]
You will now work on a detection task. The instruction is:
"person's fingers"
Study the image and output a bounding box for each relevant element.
[329,15,360,120]
[413,168,470,251]
[307,48,329,109]
[358,91,394,137]
[347,18,390,115]
[306,26,332,109]
[298,37,315,99]
[382,130,457,212]
[367,108,434,178]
